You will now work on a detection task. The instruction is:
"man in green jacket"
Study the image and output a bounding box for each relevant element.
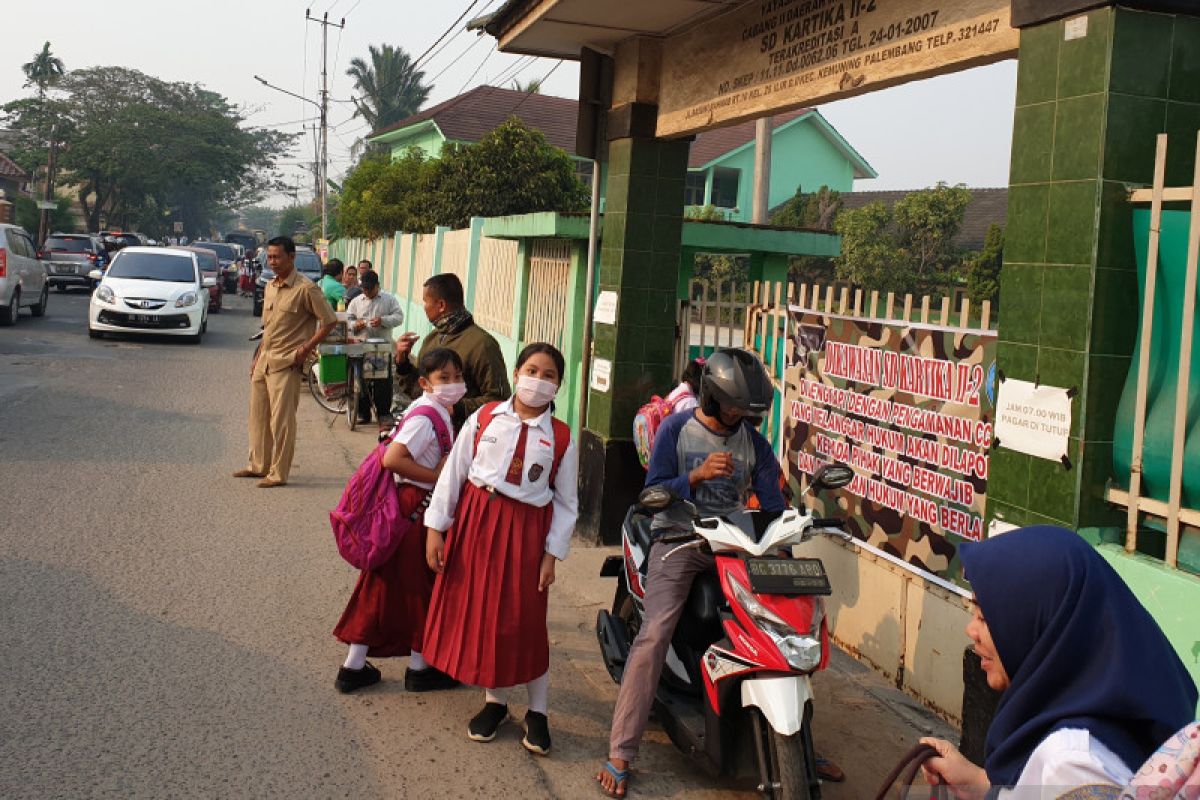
[319,259,346,309]
[393,273,511,428]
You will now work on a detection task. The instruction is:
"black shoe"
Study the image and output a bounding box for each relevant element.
[522,711,551,756]
[335,662,381,694]
[404,666,460,692]
[467,702,508,742]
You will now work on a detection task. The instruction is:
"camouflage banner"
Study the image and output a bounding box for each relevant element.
[784,307,997,581]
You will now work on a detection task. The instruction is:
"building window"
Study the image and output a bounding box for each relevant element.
[684,172,707,206]
[711,167,740,209]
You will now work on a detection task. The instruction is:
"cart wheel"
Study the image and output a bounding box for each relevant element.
[346,360,361,431]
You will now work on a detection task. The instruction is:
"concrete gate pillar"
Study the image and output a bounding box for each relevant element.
[578,38,691,544]
[988,5,1200,532]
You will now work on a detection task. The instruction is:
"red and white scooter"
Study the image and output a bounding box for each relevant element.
[596,463,854,800]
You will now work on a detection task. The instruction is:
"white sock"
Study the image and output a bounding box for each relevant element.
[485,687,507,706]
[409,651,428,671]
[343,643,369,671]
[526,671,550,715]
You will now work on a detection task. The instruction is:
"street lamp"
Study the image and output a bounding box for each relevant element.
[253,75,327,244]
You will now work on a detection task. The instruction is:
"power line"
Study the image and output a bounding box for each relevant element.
[457,41,496,94]
[426,34,486,84]
[413,0,483,70]
[507,60,564,115]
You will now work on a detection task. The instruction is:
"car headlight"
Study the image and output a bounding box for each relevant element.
[95,285,115,304]
[729,575,823,672]
[176,292,198,308]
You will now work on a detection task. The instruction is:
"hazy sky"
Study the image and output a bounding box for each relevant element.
[2,1,1017,208]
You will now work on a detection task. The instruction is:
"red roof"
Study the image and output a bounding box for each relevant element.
[0,152,28,180]
[372,85,582,155]
[686,108,812,168]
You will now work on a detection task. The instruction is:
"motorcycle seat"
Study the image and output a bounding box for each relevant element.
[628,513,655,556]
[686,571,724,627]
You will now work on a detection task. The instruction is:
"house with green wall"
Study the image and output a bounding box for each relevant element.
[368,85,876,220]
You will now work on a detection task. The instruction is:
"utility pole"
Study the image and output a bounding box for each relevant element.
[752,116,772,225]
[307,8,344,246]
[37,124,58,247]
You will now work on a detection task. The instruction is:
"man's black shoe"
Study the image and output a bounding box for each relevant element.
[404,666,460,692]
[467,702,508,742]
[522,711,551,756]
[335,662,381,694]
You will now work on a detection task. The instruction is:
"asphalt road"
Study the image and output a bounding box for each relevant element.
[0,289,948,798]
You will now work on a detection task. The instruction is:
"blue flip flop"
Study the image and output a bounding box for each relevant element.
[598,761,630,797]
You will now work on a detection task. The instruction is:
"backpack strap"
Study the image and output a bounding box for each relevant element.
[548,417,571,486]
[472,401,503,455]
[403,404,453,455]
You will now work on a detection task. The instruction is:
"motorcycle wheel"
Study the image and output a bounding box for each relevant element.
[765,720,815,800]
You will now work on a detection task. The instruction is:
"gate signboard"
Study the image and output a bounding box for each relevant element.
[784,305,997,580]
[658,0,1019,137]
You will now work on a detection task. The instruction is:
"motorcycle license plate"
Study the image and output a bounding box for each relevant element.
[744,557,831,596]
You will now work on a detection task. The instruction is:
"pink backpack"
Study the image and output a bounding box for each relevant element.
[330,405,452,571]
[1121,722,1200,799]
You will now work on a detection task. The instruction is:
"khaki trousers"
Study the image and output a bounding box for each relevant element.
[247,365,302,482]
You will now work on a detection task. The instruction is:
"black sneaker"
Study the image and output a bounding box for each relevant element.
[404,666,460,692]
[522,711,551,756]
[335,662,381,694]
[467,702,508,742]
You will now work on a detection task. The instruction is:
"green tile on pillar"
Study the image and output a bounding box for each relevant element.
[997,264,1044,345]
[650,251,681,291]
[621,250,653,289]
[988,446,1033,510]
[998,341,1039,382]
[606,180,629,214]
[1164,101,1200,187]
[644,328,676,366]
[1078,441,1120,527]
[1037,347,1086,439]
[588,385,613,432]
[988,499,1032,529]
[629,143,661,178]
[645,289,677,328]
[1110,7,1173,99]
[619,288,647,325]
[1027,444,1079,525]
[603,214,628,253]
[1016,21,1062,106]
[1096,181,1137,271]
[651,217,684,255]
[1004,184,1050,264]
[655,179,687,217]
[1090,267,1139,357]
[1084,353,1132,440]
[608,139,632,177]
[1103,94,1166,184]
[1011,103,1056,184]
[1169,16,1200,104]
[614,324,644,362]
[1052,94,1106,181]
[1057,8,1113,100]
[592,321,617,356]
[658,141,691,177]
[624,213,655,252]
[1040,266,1093,351]
[1046,180,1099,266]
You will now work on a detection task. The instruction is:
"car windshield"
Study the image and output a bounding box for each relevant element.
[45,237,90,253]
[296,251,322,275]
[225,234,256,248]
[194,242,237,260]
[107,252,196,282]
[192,252,218,272]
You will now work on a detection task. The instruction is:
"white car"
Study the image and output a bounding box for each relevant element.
[88,246,215,343]
[0,223,49,326]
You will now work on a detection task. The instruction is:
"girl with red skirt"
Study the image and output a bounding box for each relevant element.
[332,348,467,694]
[422,342,578,756]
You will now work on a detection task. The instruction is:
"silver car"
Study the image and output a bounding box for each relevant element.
[0,223,49,326]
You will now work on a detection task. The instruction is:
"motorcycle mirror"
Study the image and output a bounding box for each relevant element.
[637,485,676,512]
[812,462,855,491]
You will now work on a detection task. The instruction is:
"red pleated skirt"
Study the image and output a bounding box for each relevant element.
[332,483,435,657]
[423,482,554,688]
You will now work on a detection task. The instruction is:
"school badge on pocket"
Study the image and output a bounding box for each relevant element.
[528,464,544,482]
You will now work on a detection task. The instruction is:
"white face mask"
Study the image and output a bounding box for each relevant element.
[516,374,558,408]
[428,382,467,408]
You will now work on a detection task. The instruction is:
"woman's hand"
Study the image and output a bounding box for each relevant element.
[538,553,557,592]
[919,738,990,800]
[426,529,446,573]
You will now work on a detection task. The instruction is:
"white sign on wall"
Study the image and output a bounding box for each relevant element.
[590,358,613,393]
[994,378,1073,464]
[594,291,619,326]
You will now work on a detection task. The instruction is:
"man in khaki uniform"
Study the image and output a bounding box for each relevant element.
[234,237,338,487]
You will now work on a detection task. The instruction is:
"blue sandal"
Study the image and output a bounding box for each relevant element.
[598,761,630,797]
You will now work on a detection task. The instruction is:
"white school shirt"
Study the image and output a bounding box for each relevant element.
[996,728,1131,800]
[424,398,579,561]
[666,382,699,413]
[389,395,454,490]
[346,290,404,331]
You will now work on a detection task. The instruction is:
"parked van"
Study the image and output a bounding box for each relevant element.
[0,223,49,326]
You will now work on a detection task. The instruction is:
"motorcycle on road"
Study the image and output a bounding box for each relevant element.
[596,463,855,800]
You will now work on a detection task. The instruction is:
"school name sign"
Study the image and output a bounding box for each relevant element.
[658,0,1019,137]
[784,310,997,578]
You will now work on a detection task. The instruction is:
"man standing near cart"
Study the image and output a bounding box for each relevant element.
[347,270,404,425]
[234,236,338,488]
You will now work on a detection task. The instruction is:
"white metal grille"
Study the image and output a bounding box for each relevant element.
[474,237,519,338]
[524,239,573,348]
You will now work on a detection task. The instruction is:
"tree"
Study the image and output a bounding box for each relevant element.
[771,185,842,285]
[14,195,74,234]
[338,148,429,238]
[966,224,1004,307]
[346,44,431,133]
[22,42,64,98]
[685,205,729,222]
[834,183,973,295]
[512,78,543,94]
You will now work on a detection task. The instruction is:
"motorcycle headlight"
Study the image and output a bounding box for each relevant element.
[729,575,823,672]
[176,291,198,308]
[95,285,115,304]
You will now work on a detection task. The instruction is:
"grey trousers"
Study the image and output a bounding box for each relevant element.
[608,540,715,763]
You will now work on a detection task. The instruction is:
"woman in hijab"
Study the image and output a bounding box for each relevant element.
[920,526,1197,797]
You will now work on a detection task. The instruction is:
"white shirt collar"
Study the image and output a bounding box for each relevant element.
[496,397,553,431]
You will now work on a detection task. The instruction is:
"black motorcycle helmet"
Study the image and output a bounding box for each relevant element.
[699,348,774,420]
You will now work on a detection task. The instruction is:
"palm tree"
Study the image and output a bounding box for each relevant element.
[512,78,542,94]
[346,44,431,134]
[22,42,65,99]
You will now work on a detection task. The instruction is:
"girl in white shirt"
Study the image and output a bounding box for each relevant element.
[665,357,704,414]
[421,342,579,758]
[332,348,467,695]
[918,526,1196,799]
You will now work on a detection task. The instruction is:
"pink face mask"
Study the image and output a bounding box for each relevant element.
[428,382,467,408]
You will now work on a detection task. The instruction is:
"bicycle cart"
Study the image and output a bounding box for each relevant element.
[309,339,393,431]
